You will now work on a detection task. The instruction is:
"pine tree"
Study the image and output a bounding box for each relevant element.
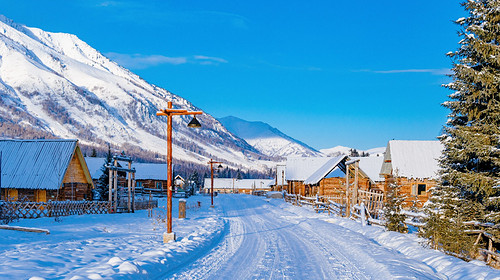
[423,0,500,259]
[94,145,113,201]
[383,177,408,233]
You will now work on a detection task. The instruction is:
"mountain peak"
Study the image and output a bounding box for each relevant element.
[219,116,321,158]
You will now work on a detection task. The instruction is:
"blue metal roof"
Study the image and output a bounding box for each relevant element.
[0,139,77,190]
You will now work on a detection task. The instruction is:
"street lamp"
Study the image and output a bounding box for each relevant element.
[157,101,202,242]
[208,159,223,207]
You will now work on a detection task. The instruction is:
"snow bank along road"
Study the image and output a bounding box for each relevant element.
[1,195,500,279]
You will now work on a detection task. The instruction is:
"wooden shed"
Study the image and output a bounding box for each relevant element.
[0,139,94,202]
[379,140,443,208]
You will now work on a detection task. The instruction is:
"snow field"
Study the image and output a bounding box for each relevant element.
[0,196,225,280]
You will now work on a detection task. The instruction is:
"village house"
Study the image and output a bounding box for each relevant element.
[203,178,274,194]
[0,139,94,202]
[86,158,166,192]
[379,140,443,208]
[284,155,385,197]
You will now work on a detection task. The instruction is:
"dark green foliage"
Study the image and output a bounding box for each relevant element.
[423,0,500,259]
[94,146,113,201]
[383,178,408,233]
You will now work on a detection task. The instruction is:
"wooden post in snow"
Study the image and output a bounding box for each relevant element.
[113,158,118,213]
[353,161,359,206]
[132,171,136,213]
[127,160,132,213]
[345,164,350,217]
[108,162,112,210]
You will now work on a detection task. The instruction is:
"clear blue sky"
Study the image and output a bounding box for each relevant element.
[0,0,466,150]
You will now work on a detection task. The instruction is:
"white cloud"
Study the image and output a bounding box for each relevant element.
[194,55,228,64]
[105,53,227,69]
[372,68,451,75]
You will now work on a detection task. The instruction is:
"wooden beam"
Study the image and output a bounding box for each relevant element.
[0,225,50,234]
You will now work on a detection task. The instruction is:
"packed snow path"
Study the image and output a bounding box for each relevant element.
[166,195,443,279]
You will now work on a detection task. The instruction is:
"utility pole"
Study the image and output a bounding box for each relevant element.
[157,101,202,242]
[208,159,222,207]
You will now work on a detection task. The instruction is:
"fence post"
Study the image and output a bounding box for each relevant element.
[179,199,186,219]
[360,202,366,227]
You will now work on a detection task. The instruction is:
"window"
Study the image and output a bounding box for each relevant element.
[418,184,426,195]
[156,182,162,189]
[136,182,142,188]
[411,185,417,196]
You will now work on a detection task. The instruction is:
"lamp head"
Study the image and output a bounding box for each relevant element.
[187,116,202,128]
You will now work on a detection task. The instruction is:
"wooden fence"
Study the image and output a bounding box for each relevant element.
[0,201,111,222]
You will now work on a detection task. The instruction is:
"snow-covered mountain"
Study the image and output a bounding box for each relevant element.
[0,15,271,171]
[218,116,322,158]
[320,145,385,157]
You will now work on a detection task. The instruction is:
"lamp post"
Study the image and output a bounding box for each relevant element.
[208,159,222,207]
[157,101,202,241]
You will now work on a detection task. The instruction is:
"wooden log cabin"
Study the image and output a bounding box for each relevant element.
[284,155,385,197]
[379,140,443,208]
[0,139,94,202]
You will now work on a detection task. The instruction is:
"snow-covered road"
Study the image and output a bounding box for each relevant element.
[2,194,500,279]
[166,195,444,279]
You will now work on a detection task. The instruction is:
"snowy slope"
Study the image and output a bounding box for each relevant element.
[219,116,322,158]
[0,15,270,171]
[320,145,385,157]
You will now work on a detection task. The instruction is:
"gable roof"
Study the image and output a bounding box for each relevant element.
[286,156,347,184]
[0,139,78,190]
[351,156,385,182]
[380,140,443,179]
[303,156,347,185]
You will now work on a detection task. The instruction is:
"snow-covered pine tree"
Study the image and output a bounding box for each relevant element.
[383,177,408,233]
[94,146,113,201]
[423,0,500,259]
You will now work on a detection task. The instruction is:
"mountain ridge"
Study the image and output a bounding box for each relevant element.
[0,15,271,172]
[219,116,322,158]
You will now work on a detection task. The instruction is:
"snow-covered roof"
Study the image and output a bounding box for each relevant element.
[303,156,347,185]
[203,178,274,189]
[134,163,167,180]
[380,140,443,179]
[85,158,168,180]
[350,156,385,182]
[286,156,344,181]
[0,139,78,190]
[85,157,107,179]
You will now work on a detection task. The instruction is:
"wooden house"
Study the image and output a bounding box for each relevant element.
[203,178,274,194]
[133,163,168,192]
[0,139,94,202]
[285,155,384,197]
[380,140,443,208]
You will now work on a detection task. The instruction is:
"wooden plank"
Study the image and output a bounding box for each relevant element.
[0,225,50,234]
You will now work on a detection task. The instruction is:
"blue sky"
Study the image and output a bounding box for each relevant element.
[0,0,465,150]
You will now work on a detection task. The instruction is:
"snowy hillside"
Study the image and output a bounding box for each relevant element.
[0,15,271,171]
[320,145,385,157]
[219,116,322,158]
